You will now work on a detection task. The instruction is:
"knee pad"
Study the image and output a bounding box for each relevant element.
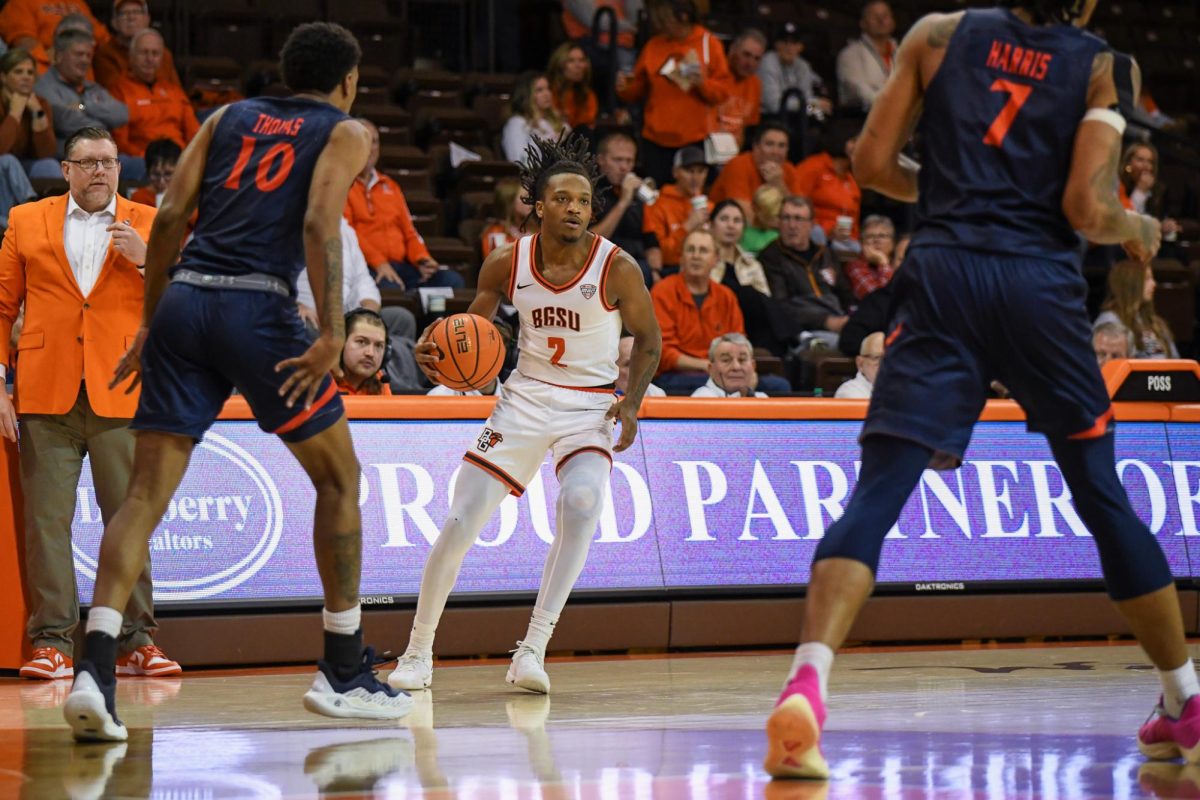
[560,481,600,516]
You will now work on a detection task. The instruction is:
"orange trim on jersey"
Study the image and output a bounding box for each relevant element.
[506,239,521,301]
[273,380,339,436]
[463,451,525,496]
[555,446,613,475]
[530,375,617,394]
[598,244,621,312]
[529,233,600,293]
[885,322,904,348]
[1067,405,1115,440]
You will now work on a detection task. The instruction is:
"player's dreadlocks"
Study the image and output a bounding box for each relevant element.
[999,0,1088,24]
[519,130,604,222]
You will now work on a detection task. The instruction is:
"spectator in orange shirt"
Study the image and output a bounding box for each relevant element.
[615,0,731,185]
[794,121,861,238]
[713,28,765,148]
[109,30,198,159]
[335,309,393,396]
[0,48,57,178]
[709,122,803,214]
[644,144,712,280]
[344,117,464,291]
[0,0,108,65]
[94,0,180,91]
[651,228,745,392]
[547,42,597,130]
[481,177,532,258]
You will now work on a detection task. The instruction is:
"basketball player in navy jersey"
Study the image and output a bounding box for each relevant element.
[388,134,661,694]
[764,0,1198,780]
[62,23,410,742]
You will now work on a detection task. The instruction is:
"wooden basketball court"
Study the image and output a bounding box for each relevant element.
[1,640,1189,798]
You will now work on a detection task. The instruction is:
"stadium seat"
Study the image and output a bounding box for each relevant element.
[415,108,488,148]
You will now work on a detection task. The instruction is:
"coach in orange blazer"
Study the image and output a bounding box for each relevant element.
[0,127,179,680]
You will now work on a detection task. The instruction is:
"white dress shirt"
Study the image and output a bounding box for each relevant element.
[296,219,381,312]
[691,377,768,398]
[834,371,874,399]
[64,194,117,297]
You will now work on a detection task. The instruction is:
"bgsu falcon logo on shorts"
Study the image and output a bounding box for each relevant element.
[477,428,503,452]
[580,283,597,300]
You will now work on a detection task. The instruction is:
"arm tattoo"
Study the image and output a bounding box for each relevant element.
[625,341,662,405]
[322,236,344,339]
[926,16,960,48]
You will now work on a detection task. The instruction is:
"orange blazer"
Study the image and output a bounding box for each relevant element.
[0,194,156,418]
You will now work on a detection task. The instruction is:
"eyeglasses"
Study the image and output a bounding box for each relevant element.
[64,158,119,171]
[780,214,812,224]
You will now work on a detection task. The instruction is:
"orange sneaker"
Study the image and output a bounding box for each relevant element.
[116,645,182,677]
[20,647,73,680]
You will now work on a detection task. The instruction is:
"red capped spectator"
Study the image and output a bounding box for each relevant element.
[615,0,731,186]
[109,29,198,158]
[548,42,597,129]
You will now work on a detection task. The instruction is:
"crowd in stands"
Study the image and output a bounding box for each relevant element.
[3,0,1198,402]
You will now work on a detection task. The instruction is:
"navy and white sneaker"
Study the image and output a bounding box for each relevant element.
[64,662,127,742]
[303,647,413,720]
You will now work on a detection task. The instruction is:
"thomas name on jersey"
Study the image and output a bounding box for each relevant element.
[251,113,306,137]
[530,307,582,331]
[985,40,1053,81]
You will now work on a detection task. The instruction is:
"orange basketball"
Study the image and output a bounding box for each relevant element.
[428,313,506,391]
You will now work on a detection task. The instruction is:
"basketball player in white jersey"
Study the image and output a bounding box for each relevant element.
[390,133,662,693]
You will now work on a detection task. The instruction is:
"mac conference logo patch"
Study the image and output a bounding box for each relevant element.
[580,283,597,300]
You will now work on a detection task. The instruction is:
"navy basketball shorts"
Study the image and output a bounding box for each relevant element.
[132,282,344,442]
[863,246,1113,463]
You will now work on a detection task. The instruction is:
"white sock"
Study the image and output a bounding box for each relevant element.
[521,608,559,654]
[322,605,361,636]
[1160,659,1200,717]
[85,606,123,638]
[407,621,437,657]
[788,642,835,700]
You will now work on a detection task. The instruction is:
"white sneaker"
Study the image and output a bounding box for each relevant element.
[304,737,412,791]
[302,649,413,720]
[64,666,127,743]
[63,741,128,800]
[388,652,433,691]
[506,642,550,694]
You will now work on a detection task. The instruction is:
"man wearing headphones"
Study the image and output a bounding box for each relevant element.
[336,308,392,396]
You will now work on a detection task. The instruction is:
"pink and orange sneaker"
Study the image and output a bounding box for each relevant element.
[764,664,830,780]
[116,645,182,677]
[20,647,73,680]
[1139,696,1200,764]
